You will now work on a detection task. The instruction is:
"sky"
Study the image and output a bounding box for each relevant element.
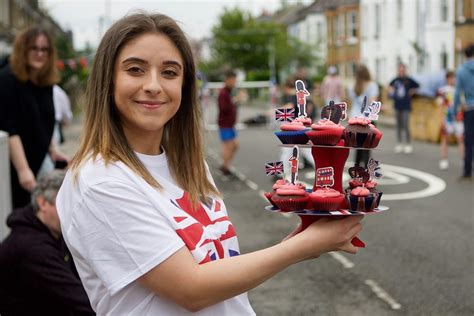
[39,0,310,50]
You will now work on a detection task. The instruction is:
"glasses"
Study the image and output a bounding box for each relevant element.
[29,46,50,54]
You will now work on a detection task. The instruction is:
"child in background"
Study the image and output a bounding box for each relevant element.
[437,71,464,170]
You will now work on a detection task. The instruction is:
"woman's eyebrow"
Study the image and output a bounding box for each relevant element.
[163,60,182,69]
[122,57,147,64]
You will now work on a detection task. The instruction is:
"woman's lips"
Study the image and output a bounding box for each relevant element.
[135,100,165,109]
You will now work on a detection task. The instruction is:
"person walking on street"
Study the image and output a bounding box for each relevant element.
[56,13,363,315]
[321,66,345,105]
[388,63,420,154]
[454,44,474,180]
[0,27,68,209]
[0,170,94,316]
[437,71,464,170]
[218,70,244,177]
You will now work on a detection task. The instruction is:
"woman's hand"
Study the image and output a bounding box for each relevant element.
[18,167,36,192]
[50,149,70,167]
[287,215,364,260]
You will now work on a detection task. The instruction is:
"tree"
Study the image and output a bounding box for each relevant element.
[209,7,316,81]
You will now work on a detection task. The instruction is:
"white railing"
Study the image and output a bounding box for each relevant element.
[0,131,11,239]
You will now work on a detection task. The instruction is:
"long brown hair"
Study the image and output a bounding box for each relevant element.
[9,26,59,86]
[71,12,219,205]
[354,64,371,96]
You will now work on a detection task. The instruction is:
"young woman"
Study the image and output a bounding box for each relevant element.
[57,13,363,315]
[0,27,68,209]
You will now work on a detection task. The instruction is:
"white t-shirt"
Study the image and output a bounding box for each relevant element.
[53,85,73,123]
[56,151,255,315]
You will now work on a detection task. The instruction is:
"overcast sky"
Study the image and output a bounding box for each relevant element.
[39,0,310,50]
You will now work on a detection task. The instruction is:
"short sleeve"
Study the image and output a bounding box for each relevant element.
[67,180,185,295]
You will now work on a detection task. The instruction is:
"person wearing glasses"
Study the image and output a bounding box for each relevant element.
[0,26,68,209]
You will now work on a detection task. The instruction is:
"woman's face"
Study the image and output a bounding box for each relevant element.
[27,34,50,71]
[113,32,184,150]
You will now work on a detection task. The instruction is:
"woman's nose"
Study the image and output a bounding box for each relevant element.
[143,72,162,94]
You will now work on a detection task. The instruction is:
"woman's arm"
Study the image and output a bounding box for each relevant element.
[138,216,363,312]
[9,135,35,191]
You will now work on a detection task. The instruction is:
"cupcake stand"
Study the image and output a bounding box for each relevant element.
[266,85,388,247]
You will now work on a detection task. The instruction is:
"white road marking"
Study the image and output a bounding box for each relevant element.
[328,252,355,269]
[245,179,259,190]
[365,279,402,310]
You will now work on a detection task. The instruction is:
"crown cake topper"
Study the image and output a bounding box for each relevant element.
[321,100,343,124]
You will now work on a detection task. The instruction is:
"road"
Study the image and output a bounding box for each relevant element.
[61,103,474,316]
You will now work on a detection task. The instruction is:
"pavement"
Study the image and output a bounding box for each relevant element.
[60,101,473,316]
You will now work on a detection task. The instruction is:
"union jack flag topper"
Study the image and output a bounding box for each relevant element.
[295,80,310,117]
[363,101,382,121]
[367,158,383,179]
[316,167,335,187]
[265,161,284,176]
[289,146,299,184]
[275,108,295,122]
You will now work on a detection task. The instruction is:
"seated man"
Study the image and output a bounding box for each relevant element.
[0,170,94,315]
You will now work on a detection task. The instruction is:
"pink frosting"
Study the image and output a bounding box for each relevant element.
[365,181,377,189]
[280,120,307,131]
[351,186,370,196]
[349,179,363,188]
[311,188,342,198]
[311,119,343,130]
[272,179,288,190]
[276,183,307,196]
[294,116,312,126]
[348,116,370,126]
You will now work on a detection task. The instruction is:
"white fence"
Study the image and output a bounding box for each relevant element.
[0,131,11,239]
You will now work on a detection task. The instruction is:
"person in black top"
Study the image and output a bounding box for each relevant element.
[0,170,94,315]
[0,26,68,209]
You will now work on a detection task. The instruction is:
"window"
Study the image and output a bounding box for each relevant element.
[397,0,403,29]
[472,0,474,18]
[441,0,448,21]
[441,45,448,69]
[332,16,338,45]
[337,14,345,43]
[374,4,381,40]
[346,11,358,38]
[375,58,381,83]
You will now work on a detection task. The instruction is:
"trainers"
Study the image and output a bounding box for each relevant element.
[220,166,233,177]
[403,145,413,154]
[439,159,449,170]
[394,144,403,153]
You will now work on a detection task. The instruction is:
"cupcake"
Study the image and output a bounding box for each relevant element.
[365,180,383,208]
[275,119,310,144]
[264,179,288,207]
[346,186,375,212]
[294,116,312,127]
[271,183,310,212]
[369,124,383,148]
[306,118,344,146]
[343,117,379,148]
[310,187,344,211]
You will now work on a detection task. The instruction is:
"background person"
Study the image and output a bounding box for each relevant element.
[437,71,464,170]
[454,44,474,180]
[56,13,363,315]
[320,65,345,105]
[0,26,68,209]
[388,63,420,154]
[0,170,94,316]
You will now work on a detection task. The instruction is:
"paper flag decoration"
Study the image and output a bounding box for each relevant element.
[316,167,335,187]
[348,166,365,179]
[321,100,343,124]
[265,161,284,176]
[367,158,383,179]
[364,101,382,121]
[295,80,310,117]
[275,108,295,122]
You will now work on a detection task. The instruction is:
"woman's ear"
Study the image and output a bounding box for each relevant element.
[36,195,47,212]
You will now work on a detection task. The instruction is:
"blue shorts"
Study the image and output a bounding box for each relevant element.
[219,128,237,141]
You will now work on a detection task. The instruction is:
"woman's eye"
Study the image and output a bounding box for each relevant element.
[126,67,143,74]
[163,69,178,77]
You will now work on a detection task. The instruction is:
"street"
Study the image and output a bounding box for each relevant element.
[60,104,474,316]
